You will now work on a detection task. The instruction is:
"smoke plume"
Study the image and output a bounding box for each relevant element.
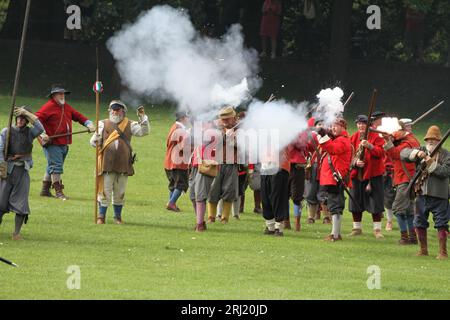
[107,5,260,113]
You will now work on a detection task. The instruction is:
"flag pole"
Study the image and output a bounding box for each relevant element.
[4,0,31,163]
[94,46,102,224]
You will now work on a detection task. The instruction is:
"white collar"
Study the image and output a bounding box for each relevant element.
[176,121,186,130]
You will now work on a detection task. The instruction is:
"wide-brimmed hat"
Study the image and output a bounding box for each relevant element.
[47,84,71,98]
[108,100,128,112]
[424,125,442,141]
[219,106,236,119]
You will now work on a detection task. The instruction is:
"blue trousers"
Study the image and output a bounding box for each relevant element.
[43,145,68,175]
[414,195,449,231]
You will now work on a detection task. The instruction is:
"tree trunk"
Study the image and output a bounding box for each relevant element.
[0,0,66,41]
[241,0,264,51]
[329,0,353,82]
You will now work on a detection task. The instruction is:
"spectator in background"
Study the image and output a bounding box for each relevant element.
[260,0,282,59]
[405,6,425,63]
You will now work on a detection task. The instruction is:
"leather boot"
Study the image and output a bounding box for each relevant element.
[40,181,53,197]
[295,216,301,232]
[408,228,418,244]
[415,228,428,256]
[52,180,67,200]
[399,231,410,245]
[253,190,262,214]
[437,229,448,260]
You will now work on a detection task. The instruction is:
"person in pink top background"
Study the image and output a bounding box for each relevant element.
[260,0,282,59]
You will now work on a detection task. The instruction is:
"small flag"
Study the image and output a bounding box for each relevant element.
[93,81,104,93]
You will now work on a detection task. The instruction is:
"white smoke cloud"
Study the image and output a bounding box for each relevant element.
[107,5,260,113]
[240,99,308,166]
[314,87,344,126]
[377,117,402,133]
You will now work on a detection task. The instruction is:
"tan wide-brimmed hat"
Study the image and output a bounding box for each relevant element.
[108,100,128,112]
[218,106,236,119]
[424,125,442,141]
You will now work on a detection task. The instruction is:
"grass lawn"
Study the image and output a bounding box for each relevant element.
[0,94,449,300]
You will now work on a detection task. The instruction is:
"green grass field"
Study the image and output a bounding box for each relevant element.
[0,94,449,300]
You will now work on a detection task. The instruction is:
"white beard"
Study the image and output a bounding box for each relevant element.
[110,113,124,124]
[57,98,65,105]
[426,143,435,153]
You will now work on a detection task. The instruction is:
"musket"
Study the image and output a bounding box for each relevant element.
[406,128,450,199]
[369,127,392,138]
[342,91,355,109]
[357,89,378,181]
[331,167,364,213]
[3,0,31,170]
[0,256,18,267]
[48,129,90,139]
[411,100,445,126]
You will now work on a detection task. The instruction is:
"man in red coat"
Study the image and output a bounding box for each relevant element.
[349,115,386,239]
[317,118,352,242]
[36,84,95,200]
[383,126,420,244]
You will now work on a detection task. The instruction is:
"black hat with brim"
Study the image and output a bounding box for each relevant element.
[47,85,71,98]
[371,111,385,120]
[355,115,368,123]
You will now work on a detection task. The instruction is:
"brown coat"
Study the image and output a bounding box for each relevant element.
[101,120,134,176]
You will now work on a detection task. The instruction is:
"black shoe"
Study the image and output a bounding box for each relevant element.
[274,229,284,237]
[263,227,275,235]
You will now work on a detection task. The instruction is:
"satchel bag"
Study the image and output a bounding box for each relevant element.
[197,147,218,178]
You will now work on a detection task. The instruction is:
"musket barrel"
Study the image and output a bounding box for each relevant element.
[411,100,445,126]
[4,0,32,160]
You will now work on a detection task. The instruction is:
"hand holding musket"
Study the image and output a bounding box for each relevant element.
[137,105,145,117]
[37,132,50,147]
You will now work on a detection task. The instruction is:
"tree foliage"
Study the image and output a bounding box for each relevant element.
[0,0,449,65]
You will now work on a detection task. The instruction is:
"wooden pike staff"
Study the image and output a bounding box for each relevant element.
[3,0,31,163]
[93,47,103,223]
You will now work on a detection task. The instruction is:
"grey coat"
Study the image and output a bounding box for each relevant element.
[0,120,44,174]
[400,147,450,200]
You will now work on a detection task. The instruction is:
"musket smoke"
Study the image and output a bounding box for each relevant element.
[107,5,260,113]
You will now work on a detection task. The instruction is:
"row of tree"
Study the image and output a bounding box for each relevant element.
[0,0,449,80]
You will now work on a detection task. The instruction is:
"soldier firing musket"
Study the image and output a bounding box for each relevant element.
[355,89,377,181]
[400,126,450,260]
[348,114,386,239]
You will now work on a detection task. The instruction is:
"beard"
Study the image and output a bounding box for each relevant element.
[426,143,436,153]
[109,112,124,124]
